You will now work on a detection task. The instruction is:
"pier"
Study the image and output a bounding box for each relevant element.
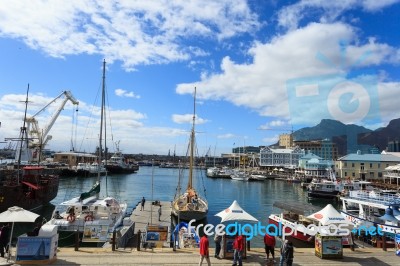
[128,200,173,249]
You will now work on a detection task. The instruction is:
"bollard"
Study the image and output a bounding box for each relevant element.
[74,231,79,251]
[350,233,355,251]
[247,240,250,251]
[137,230,141,251]
[112,230,116,251]
[382,234,387,251]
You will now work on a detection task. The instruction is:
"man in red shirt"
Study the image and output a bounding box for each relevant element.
[199,235,211,266]
[263,233,276,261]
[232,234,244,266]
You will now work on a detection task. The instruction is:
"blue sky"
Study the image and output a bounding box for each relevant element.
[0,0,399,156]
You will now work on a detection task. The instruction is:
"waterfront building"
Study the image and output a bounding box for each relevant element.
[53,152,97,167]
[335,150,400,181]
[387,140,400,152]
[279,133,293,148]
[298,152,334,179]
[294,139,338,160]
[383,163,400,185]
[259,146,305,169]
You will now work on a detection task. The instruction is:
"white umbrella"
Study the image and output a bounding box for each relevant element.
[215,200,258,223]
[0,206,40,260]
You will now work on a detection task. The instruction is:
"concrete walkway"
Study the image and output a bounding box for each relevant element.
[2,247,399,265]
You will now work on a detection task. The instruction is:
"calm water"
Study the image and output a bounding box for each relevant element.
[29,166,334,247]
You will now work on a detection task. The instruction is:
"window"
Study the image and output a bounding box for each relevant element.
[352,173,355,177]
[370,163,373,168]
[352,163,355,167]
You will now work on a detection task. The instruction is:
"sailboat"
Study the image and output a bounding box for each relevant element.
[0,85,59,212]
[172,88,208,221]
[231,145,250,181]
[45,60,127,243]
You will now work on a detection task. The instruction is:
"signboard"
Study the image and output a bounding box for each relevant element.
[146,225,169,248]
[16,237,51,260]
[16,234,58,263]
[322,237,342,255]
[315,234,343,259]
[82,224,110,242]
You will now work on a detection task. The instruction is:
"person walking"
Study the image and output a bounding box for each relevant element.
[283,240,294,266]
[279,239,288,266]
[198,235,211,266]
[213,234,222,258]
[232,234,244,266]
[158,205,162,221]
[263,233,276,262]
[140,197,146,211]
[0,223,10,258]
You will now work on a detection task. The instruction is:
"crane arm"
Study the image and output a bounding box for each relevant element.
[41,91,79,139]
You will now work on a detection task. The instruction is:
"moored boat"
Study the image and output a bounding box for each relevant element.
[172,88,208,222]
[230,169,250,181]
[0,165,59,212]
[45,60,128,243]
[1,86,59,212]
[76,162,107,177]
[104,145,139,174]
[340,190,400,235]
[268,201,321,247]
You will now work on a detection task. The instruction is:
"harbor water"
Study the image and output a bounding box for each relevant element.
[29,166,334,248]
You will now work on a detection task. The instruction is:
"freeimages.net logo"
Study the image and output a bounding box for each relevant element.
[286,41,380,154]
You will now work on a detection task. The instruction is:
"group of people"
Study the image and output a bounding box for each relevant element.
[198,232,294,266]
[264,233,294,266]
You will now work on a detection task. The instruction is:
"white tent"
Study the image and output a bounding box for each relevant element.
[307,204,349,225]
[0,206,39,261]
[215,200,258,223]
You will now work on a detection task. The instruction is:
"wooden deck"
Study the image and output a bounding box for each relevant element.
[130,200,172,234]
[128,200,173,248]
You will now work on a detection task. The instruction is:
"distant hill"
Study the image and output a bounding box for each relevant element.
[358,118,400,151]
[293,119,371,141]
[291,118,400,156]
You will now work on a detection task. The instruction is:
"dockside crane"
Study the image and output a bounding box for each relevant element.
[25,91,79,161]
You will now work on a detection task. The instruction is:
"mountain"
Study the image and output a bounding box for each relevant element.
[292,119,373,156]
[293,119,372,141]
[358,118,400,151]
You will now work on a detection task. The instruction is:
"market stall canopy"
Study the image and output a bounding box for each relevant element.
[215,200,258,223]
[307,204,349,225]
[0,206,40,263]
[0,206,39,223]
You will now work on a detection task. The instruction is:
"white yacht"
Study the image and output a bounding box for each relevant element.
[340,190,400,235]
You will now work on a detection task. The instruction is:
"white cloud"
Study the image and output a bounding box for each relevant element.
[0,0,259,69]
[277,0,400,30]
[177,22,400,127]
[115,89,140,98]
[172,114,208,125]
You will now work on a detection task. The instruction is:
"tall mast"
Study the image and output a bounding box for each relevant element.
[188,87,196,189]
[17,84,30,183]
[98,59,106,197]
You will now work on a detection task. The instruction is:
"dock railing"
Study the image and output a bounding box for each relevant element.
[348,190,400,206]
